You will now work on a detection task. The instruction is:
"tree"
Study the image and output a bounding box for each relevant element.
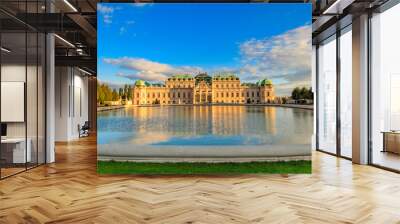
[127,85,132,100]
[112,89,119,101]
[300,87,308,99]
[119,87,124,98]
[292,87,300,100]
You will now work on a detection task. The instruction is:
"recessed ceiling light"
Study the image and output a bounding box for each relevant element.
[78,67,92,76]
[54,34,75,48]
[1,47,11,53]
[63,0,78,12]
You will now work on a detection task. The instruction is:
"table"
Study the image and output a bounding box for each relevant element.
[1,138,31,163]
[382,131,400,154]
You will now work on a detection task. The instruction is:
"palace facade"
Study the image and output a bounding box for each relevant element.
[132,73,275,105]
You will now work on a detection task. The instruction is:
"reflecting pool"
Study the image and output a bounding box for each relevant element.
[98,105,313,149]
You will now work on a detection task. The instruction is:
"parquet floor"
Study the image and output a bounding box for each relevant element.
[1,136,400,223]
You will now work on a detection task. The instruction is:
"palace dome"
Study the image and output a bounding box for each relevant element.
[134,80,146,87]
[258,79,272,86]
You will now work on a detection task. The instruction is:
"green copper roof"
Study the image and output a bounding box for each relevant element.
[171,74,193,79]
[134,80,146,87]
[258,79,273,86]
[213,73,238,80]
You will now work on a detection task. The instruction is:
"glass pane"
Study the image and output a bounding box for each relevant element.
[38,33,45,165]
[340,28,352,158]
[371,4,400,171]
[27,31,38,169]
[317,36,337,154]
[1,31,27,177]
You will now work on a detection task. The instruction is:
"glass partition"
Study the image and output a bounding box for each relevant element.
[0,1,46,179]
[1,30,28,177]
[339,27,352,158]
[27,31,38,169]
[371,3,400,171]
[317,35,337,154]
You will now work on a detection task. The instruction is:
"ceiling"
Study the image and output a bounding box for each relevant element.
[0,0,393,76]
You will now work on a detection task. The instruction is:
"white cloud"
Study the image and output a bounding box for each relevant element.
[116,72,168,82]
[102,25,311,96]
[98,79,131,90]
[131,3,153,7]
[98,4,116,24]
[103,15,112,24]
[119,27,126,35]
[103,57,204,82]
[97,5,114,14]
[239,25,312,95]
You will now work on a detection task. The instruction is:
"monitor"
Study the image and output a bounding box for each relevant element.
[1,123,7,137]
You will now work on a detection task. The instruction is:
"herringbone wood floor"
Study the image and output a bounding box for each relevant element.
[1,136,400,224]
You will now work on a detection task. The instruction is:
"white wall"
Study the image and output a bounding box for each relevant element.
[54,67,89,141]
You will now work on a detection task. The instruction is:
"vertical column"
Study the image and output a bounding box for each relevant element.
[312,45,317,151]
[46,33,55,163]
[45,0,55,163]
[352,14,369,164]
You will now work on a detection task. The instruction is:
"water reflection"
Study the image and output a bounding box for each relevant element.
[98,105,313,146]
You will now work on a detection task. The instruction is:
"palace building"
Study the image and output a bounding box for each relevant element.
[132,73,275,105]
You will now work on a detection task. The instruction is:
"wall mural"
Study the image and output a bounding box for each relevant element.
[97,3,313,174]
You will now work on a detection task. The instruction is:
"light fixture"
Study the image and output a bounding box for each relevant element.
[1,47,11,53]
[322,0,354,15]
[63,0,78,12]
[54,34,75,48]
[78,67,93,76]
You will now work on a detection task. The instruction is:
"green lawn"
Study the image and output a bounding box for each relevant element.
[97,160,311,175]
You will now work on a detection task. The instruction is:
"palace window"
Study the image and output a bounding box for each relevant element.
[267,92,270,97]
[173,93,175,97]
[147,93,150,97]
[153,93,155,97]
[241,92,244,97]
[158,93,160,97]
[183,92,186,98]
[246,92,249,97]
[257,92,259,97]
[231,92,234,97]
[216,84,219,88]
[178,92,180,97]
[137,93,139,97]
[236,92,239,97]
[252,92,254,97]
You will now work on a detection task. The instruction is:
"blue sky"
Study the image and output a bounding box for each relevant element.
[98,3,311,95]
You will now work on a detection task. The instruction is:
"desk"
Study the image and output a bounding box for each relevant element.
[382,131,400,154]
[1,138,31,163]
